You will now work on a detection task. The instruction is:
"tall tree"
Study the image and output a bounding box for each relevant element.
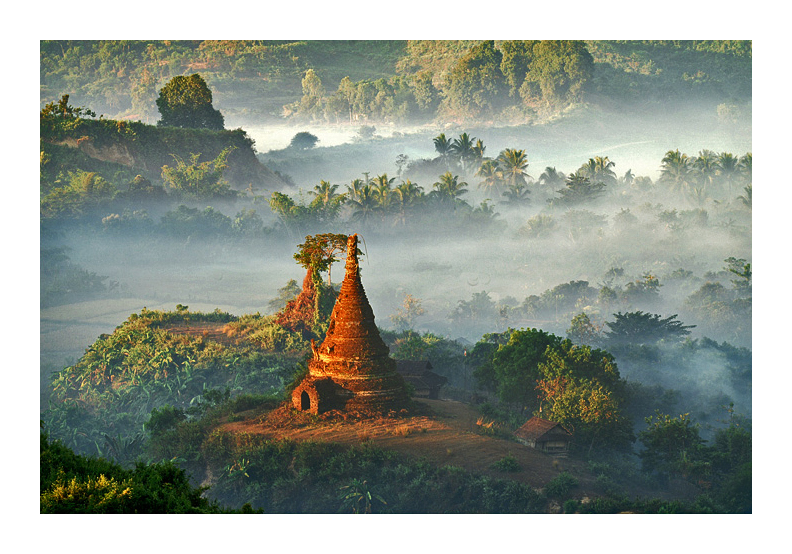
[440,40,508,119]
[372,174,396,215]
[556,171,605,205]
[659,149,693,194]
[295,69,326,120]
[430,172,469,209]
[692,149,719,190]
[717,152,739,199]
[349,185,383,225]
[308,180,346,223]
[293,233,351,286]
[473,328,564,413]
[392,180,424,225]
[476,159,503,197]
[496,148,531,189]
[603,311,695,346]
[156,74,224,130]
[535,340,632,452]
[433,133,453,169]
[450,132,477,173]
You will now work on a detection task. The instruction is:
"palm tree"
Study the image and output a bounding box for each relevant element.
[738,183,752,210]
[717,152,739,199]
[496,148,531,190]
[433,133,453,170]
[476,159,504,197]
[687,186,710,208]
[539,166,566,199]
[431,172,468,209]
[557,171,605,205]
[620,169,635,188]
[346,178,365,203]
[692,149,718,190]
[308,180,345,222]
[392,180,424,225]
[738,152,752,186]
[450,132,476,174]
[593,156,617,184]
[500,182,531,206]
[349,185,383,225]
[372,173,396,215]
[578,156,616,187]
[468,199,500,228]
[659,149,693,194]
[472,139,487,165]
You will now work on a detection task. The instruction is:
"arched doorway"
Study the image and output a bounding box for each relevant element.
[301,390,311,411]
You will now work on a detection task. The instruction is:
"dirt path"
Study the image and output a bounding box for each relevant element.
[218,398,595,490]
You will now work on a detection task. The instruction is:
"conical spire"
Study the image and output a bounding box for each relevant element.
[317,234,390,364]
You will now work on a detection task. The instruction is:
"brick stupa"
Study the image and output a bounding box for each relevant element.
[291,234,409,415]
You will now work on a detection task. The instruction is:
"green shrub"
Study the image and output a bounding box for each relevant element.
[490,454,521,472]
[544,471,579,499]
[40,432,225,513]
[146,405,186,436]
[563,499,580,513]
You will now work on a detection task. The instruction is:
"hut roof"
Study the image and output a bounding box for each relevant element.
[515,416,572,442]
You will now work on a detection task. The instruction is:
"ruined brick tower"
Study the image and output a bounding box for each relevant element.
[291,234,409,415]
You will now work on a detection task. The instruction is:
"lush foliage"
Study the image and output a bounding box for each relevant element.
[40,430,230,513]
[535,341,633,452]
[152,426,546,513]
[42,307,304,461]
[156,73,224,130]
[470,328,633,451]
[637,409,751,511]
[586,40,751,104]
[160,147,238,199]
[604,311,695,346]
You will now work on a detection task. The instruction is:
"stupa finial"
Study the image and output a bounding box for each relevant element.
[346,233,359,272]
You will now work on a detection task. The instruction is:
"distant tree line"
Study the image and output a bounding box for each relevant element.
[286,41,594,123]
[40,40,751,125]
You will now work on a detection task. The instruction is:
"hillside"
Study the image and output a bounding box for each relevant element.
[40,40,751,126]
[40,114,291,191]
[219,398,599,493]
[40,40,409,123]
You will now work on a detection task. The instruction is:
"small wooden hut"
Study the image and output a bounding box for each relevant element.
[514,416,572,456]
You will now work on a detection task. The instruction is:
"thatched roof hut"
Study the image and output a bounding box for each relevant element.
[514,416,572,456]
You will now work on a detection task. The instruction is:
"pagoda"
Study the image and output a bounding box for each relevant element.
[291,234,409,415]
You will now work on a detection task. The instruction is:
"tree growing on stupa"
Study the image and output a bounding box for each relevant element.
[275,233,363,339]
